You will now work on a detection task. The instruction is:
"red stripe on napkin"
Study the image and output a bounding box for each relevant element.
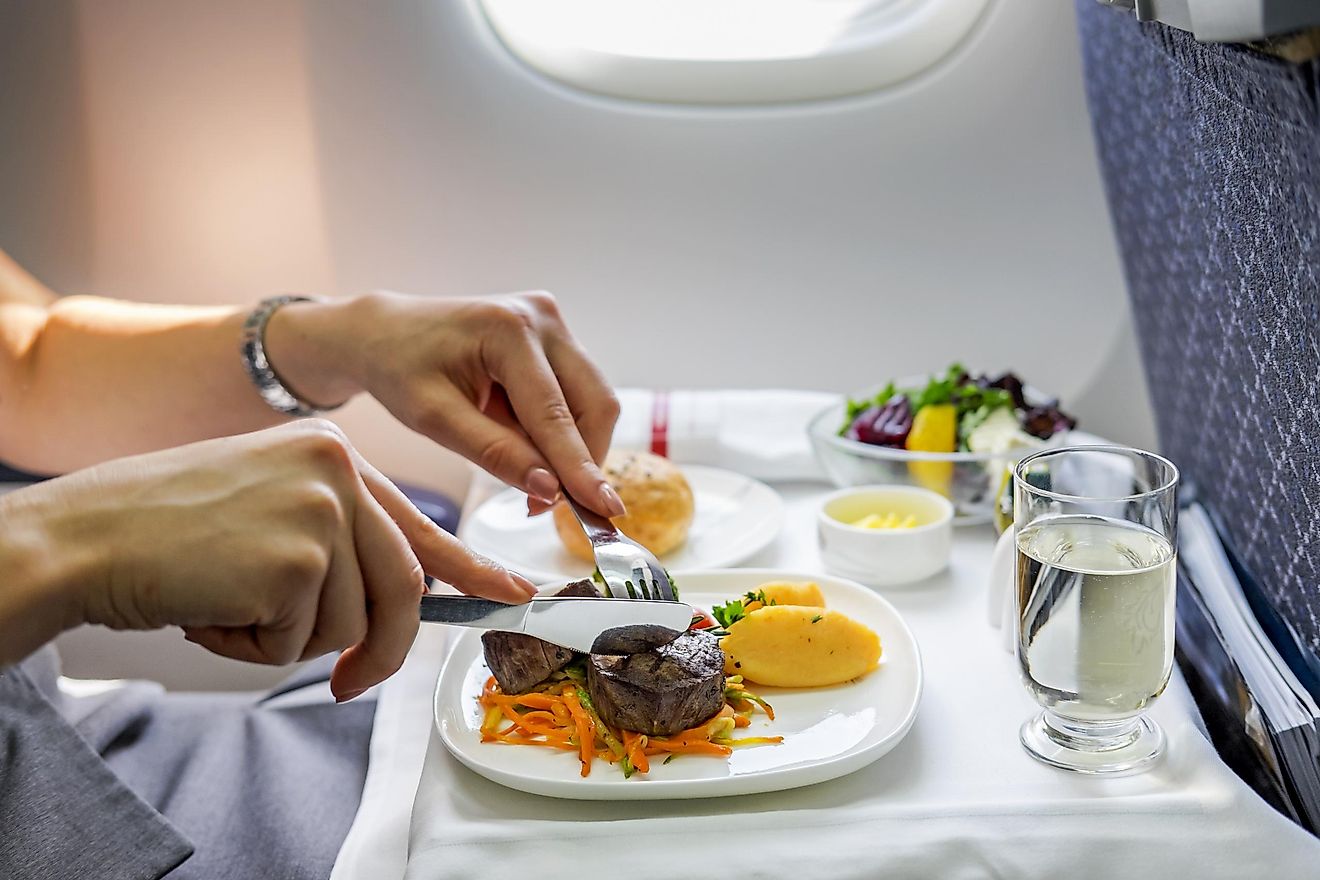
[650,391,670,458]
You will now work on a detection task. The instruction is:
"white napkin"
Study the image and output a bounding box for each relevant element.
[612,388,836,482]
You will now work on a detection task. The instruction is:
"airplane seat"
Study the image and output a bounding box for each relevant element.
[1076,0,1320,670]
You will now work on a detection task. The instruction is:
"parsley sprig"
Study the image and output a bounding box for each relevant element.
[711,589,776,630]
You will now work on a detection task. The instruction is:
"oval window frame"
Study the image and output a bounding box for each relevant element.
[478,0,995,105]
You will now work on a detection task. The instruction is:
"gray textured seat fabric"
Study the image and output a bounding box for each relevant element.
[1076,2,1320,657]
[0,646,374,879]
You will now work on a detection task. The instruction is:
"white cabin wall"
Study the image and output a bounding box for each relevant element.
[50,0,1151,473]
[295,0,1152,449]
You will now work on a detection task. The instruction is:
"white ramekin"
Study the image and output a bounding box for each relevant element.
[817,485,955,587]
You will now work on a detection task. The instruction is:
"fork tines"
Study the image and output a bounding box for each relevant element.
[602,563,673,602]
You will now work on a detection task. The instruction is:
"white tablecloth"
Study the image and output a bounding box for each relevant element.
[333,480,1320,880]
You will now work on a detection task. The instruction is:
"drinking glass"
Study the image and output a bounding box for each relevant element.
[1013,445,1179,774]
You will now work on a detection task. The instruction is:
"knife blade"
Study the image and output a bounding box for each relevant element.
[418,595,693,654]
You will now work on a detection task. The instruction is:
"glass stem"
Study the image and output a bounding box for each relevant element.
[1041,711,1143,753]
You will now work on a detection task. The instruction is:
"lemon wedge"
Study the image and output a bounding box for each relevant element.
[905,404,957,496]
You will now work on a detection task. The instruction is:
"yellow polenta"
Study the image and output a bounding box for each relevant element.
[743,581,826,612]
[722,605,881,687]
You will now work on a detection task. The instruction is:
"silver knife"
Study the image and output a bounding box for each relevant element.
[418,595,693,654]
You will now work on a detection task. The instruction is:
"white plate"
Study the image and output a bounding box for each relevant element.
[434,568,923,800]
[459,465,785,583]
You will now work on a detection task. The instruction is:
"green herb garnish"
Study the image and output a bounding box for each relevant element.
[810,614,823,624]
[908,363,966,410]
[710,599,746,629]
[711,589,775,629]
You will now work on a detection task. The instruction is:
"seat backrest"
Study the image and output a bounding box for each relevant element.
[1077,1,1320,659]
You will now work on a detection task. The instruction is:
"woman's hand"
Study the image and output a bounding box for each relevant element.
[0,420,535,699]
[266,291,623,518]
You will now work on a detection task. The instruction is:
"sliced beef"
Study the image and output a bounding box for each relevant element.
[587,630,725,736]
[590,624,683,655]
[482,579,600,694]
[481,633,571,695]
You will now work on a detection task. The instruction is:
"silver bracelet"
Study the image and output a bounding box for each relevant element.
[239,295,339,417]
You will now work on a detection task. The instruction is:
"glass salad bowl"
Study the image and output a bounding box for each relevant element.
[807,381,1069,525]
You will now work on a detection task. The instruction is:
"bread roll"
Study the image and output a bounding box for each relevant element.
[553,450,694,562]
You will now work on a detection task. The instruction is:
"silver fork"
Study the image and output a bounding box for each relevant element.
[564,493,677,602]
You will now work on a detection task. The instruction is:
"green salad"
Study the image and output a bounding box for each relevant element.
[839,363,1076,454]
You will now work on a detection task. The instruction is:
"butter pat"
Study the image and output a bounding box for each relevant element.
[820,485,955,586]
[850,512,918,530]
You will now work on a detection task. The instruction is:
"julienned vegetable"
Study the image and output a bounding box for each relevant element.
[478,580,878,777]
[478,670,781,779]
[840,363,1076,453]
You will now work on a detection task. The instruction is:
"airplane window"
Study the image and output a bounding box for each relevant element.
[478,0,994,105]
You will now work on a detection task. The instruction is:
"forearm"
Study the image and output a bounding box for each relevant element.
[0,488,85,666]
[0,296,362,473]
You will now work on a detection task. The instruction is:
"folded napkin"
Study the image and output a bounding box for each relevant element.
[612,388,837,482]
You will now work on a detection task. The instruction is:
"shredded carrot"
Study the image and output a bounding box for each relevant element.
[621,729,650,774]
[499,693,562,710]
[477,673,778,778]
[561,688,595,777]
[519,709,557,722]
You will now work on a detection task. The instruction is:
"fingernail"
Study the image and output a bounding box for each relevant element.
[512,573,539,598]
[335,687,367,704]
[526,467,559,503]
[600,483,626,517]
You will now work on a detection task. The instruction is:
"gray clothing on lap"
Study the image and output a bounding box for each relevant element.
[0,648,190,879]
[0,645,375,880]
